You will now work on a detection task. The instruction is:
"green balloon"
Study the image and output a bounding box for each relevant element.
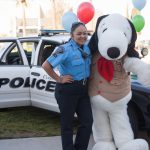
[132,15,145,32]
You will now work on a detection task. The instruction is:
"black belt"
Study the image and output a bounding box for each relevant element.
[73,78,88,85]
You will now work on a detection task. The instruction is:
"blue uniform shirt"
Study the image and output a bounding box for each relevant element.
[47,39,91,80]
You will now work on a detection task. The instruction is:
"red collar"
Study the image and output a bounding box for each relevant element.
[97,57,114,82]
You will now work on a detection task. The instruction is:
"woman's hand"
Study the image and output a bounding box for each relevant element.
[59,75,73,83]
[42,61,73,84]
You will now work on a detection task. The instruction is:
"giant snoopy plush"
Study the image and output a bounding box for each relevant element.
[88,13,150,150]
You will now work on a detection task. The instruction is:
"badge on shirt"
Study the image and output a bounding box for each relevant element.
[52,46,64,57]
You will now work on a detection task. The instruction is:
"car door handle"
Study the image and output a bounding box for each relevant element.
[31,72,40,76]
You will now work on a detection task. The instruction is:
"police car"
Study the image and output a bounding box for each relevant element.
[0,30,71,112]
[129,75,150,137]
[0,30,150,137]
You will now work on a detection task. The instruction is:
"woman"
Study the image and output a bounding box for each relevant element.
[42,22,93,150]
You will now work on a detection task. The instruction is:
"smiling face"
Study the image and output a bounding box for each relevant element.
[71,25,88,46]
[97,14,132,60]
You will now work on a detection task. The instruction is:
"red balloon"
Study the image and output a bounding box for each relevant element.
[77,2,95,24]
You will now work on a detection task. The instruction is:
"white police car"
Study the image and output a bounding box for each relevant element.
[129,75,150,137]
[0,30,71,112]
[0,30,150,137]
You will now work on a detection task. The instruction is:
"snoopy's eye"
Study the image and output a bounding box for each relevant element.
[102,28,107,33]
[124,33,127,37]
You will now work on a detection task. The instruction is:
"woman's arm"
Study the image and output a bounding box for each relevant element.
[42,60,73,83]
[42,60,61,82]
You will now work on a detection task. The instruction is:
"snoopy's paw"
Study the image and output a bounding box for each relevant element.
[138,65,150,86]
[92,141,116,150]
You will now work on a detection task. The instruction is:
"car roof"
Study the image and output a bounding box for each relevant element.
[0,37,18,41]
[18,36,41,42]
[0,28,92,44]
[0,36,40,42]
[41,34,91,44]
[41,34,71,43]
[39,29,92,44]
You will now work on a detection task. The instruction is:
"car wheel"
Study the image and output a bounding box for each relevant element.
[127,104,139,138]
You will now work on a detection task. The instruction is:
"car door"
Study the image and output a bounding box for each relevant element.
[0,38,30,108]
[30,39,60,112]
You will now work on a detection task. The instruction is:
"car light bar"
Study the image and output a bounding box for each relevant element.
[39,29,69,36]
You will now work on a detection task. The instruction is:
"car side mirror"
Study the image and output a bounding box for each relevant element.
[141,47,148,57]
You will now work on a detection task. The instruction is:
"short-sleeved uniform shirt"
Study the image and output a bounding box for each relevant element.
[47,39,91,81]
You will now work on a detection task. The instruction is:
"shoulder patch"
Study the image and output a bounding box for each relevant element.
[52,46,64,57]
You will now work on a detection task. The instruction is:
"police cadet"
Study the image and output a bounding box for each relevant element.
[42,22,93,150]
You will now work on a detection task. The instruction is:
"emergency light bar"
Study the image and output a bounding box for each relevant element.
[39,29,69,36]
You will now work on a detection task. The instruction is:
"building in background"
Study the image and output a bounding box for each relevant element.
[0,0,16,37]
[0,0,103,37]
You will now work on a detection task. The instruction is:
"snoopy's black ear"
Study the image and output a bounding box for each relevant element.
[88,32,98,55]
[127,19,139,58]
[88,15,108,55]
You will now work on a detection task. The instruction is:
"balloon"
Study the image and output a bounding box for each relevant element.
[131,8,140,19]
[61,11,78,32]
[132,0,147,11]
[132,15,145,32]
[77,2,95,24]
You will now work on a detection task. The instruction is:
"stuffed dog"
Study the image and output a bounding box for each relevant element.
[88,13,150,150]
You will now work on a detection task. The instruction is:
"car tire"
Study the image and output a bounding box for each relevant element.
[127,104,139,138]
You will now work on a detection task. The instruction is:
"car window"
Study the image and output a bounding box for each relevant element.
[6,46,23,65]
[21,42,38,65]
[0,41,23,65]
[0,42,11,52]
[38,41,59,66]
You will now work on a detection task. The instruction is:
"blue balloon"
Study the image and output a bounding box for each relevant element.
[61,11,78,32]
[132,0,147,10]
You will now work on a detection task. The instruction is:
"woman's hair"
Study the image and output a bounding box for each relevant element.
[70,22,86,34]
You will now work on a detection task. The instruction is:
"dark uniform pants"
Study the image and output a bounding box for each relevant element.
[55,82,93,150]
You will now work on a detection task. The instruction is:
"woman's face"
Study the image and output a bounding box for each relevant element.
[71,25,88,46]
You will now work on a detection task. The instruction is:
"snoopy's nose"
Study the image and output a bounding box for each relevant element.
[107,47,120,59]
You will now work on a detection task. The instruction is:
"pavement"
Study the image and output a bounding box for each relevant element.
[0,133,149,150]
[0,135,95,150]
